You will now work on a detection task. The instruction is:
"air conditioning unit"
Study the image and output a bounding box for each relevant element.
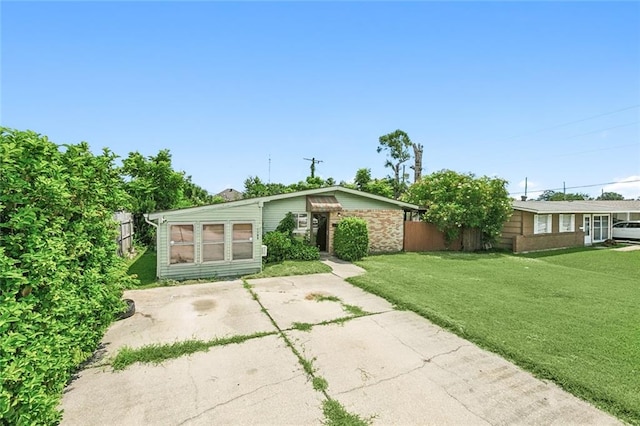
[261,245,268,257]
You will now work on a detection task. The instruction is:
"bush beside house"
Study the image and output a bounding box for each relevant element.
[333,217,369,261]
[263,213,320,263]
[0,128,135,424]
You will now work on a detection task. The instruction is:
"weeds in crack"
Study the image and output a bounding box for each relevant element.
[111,331,276,370]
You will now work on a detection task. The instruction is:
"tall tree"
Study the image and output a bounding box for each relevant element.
[377,130,412,199]
[411,142,424,182]
[597,191,625,200]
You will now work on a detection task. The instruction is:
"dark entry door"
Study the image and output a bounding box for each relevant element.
[313,213,328,251]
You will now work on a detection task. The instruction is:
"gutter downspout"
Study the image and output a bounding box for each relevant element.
[144,213,158,228]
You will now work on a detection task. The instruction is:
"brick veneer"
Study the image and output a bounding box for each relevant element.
[328,209,404,254]
[513,231,584,253]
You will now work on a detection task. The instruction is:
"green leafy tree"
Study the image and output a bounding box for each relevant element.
[404,170,512,245]
[377,130,413,199]
[597,191,625,200]
[537,190,591,201]
[122,150,218,245]
[0,128,136,423]
[353,168,394,198]
[243,176,290,198]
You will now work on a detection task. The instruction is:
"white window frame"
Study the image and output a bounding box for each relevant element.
[168,223,196,265]
[534,214,552,234]
[201,222,225,263]
[293,213,309,234]
[558,214,575,233]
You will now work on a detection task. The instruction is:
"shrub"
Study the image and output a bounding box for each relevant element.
[289,240,320,261]
[333,217,369,261]
[262,231,292,263]
[275,211,296,237]
[0,128,135,424]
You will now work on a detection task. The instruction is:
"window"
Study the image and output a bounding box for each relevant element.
[232,223,253,260]
[170,224,194,264]
[294,213,309,232]
[202,224,224,262]
[534,214,552,234]
[559,214,575,232]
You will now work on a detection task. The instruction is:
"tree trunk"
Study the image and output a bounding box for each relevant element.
[412,143,424,182]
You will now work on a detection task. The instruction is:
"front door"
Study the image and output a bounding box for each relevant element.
[583,215,591,245]
[313,213,328,251]
[593,215,610,242]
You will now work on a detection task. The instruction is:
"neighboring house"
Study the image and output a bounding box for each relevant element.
[497,200,640,253]
[146,186,421,279]
[216,188,243,202]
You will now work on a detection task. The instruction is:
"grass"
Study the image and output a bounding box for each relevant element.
[351,248,640,424]
[322,399,370,426]
[126,248,157,286]
[111,331,275,370]
[244,260,332,278]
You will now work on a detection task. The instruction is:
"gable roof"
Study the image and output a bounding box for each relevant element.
[512,200,640,214]
[147,186,421,220]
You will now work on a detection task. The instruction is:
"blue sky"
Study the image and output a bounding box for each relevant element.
[2,1,639,199]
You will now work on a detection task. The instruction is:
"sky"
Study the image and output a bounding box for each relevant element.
[2,1,639,200]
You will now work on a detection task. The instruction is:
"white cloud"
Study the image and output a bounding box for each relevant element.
[602,176,640,200]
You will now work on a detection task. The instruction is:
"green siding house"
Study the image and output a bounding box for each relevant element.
[146,186,420,280]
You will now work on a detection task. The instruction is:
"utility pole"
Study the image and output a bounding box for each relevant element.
[303,157,323,178]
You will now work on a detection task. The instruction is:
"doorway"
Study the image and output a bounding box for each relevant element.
[313,213,329,252]
[583,215,591,245]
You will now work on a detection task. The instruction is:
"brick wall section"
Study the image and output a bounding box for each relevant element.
[513,231,584,253]
[328,209,404,254]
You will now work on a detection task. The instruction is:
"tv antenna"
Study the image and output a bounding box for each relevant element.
[303,157,323,178]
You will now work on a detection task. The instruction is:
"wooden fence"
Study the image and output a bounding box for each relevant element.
[403,222,481,252]
[114,211,134,257]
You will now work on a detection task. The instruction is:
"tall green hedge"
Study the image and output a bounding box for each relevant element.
[0,128,135,424]
[333,217,369,261]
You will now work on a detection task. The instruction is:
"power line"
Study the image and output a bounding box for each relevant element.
[505,105,640,141]
[564,121,639,140]
[509,179,640,196]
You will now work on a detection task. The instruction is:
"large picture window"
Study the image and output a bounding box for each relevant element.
[232,223,253,260]
[534,214,552,234]
[170,224,194,264]
[202,224,224,262]
[559,214,575,233]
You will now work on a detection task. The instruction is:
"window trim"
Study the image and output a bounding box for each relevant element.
[293,212,309,234]
[558,214,575,233]
[533,214,552,234]
[201,222,226,264]
[231,221,255,262]
[168,222,196,266]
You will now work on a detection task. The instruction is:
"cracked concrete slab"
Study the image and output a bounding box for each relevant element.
[61,266,622,425]
[99,280,274,356]
[61,335,324,425]
[287,310,620,425]
[247,273,393,329]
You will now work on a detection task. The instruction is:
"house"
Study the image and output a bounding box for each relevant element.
[145,186,421,280]
[216,188,243,202]
[497,200,640,253]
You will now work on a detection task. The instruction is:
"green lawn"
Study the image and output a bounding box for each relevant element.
[350,248,640,424]
[244,260,331,278]
[126,248,158,287]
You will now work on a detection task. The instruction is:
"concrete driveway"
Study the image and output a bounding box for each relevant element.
[61,259,620,425]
